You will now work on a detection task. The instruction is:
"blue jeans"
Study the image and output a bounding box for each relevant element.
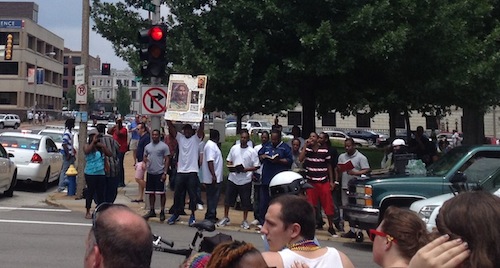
[204,183,221,221]
[104,175,119,203]
[258,185,270,225]
[117,152,125,186]
[58,156,75,189]
[172,172,198,215]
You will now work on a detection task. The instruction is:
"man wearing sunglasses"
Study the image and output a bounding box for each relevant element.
[84,203,152,268]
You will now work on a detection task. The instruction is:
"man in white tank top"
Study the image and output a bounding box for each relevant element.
[261,195,355,268]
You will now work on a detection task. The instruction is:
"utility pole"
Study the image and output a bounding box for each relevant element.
[76,0,90,198]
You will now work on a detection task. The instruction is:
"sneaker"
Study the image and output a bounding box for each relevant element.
[159,211,166,222]
[328,227,339,238]
[341,230,356,239]
[167,214,179,225]
[143,210,156,220]
[334,221,345,233]
[197,204,204,211]
[241,220,250,230]
[217,217,230,227]
[189,215,196,226]
[250,219,260,226]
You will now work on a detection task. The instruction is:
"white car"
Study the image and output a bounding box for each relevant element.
[322,130,369,147]
[0,143,17,197]
[225,122,250,136]
[0,132,63,191]
[0,114,21,129]
[247,120,272,134]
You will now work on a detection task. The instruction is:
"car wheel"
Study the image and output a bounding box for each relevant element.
[13,123,19,129]
[40,169,50,192]
[0,123,4,129]
[4,171,17,197]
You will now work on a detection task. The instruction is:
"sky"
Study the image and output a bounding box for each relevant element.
[4,0,158,70]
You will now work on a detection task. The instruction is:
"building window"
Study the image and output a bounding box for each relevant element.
[425,116,438,130]
[287,111,302,126]
[99,80,103,86]
[131,80,137,87]
[322,112,336,127]
[72,57,81,65]
[0,62,18,75]
[91,79,96,86]
[107,79,111,86]
[63,68,68,76]
[63,79,68,88]
[356,113,371,128]
[131,90,137,100]
[124,79,129,86]
[63,56,69,64]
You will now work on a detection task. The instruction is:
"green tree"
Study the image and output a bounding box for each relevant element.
[116,84,131,116]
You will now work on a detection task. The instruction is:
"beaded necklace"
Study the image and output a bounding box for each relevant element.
[286,239,321,251]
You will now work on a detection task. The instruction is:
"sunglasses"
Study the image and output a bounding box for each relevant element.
[369,229,397,244]
[92,203,127,244]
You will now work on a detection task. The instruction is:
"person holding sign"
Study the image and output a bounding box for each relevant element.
[337,138,371,238]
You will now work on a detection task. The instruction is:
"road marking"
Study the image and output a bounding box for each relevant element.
[0,206,71,212]
[0,219,91,227]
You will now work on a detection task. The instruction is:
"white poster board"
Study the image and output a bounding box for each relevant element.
[164,74,207,122]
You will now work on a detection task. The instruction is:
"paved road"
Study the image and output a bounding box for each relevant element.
[0,120,375,267]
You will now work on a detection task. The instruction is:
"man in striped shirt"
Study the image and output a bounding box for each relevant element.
[299,132,338,237]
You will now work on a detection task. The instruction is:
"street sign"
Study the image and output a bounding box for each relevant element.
[75,64,85,85]
[75,84,87,104]
[141,86,167,115]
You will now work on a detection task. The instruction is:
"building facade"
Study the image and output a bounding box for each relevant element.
[62,48,100,100]
[90,68,141,114]
[0,2,64,118]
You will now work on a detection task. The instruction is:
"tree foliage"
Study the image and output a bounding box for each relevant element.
[116,84,131,116]
[90,0,500,144]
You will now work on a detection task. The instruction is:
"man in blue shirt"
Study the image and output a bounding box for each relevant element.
[257,129,292,226]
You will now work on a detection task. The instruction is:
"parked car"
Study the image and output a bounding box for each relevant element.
[410,184,500,232]
[0,132,63,191]
[436,132,463,144]
[347,130,379,146]
[225,122,250,136]
[246,120,272,134]
[342,145,500,241]
[0,114,21,129]
[323,130,369,147]
[0,143,17,197]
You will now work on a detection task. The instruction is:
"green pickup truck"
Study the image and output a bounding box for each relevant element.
[342,145,500,241]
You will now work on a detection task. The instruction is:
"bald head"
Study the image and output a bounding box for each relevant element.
[85,205,152,268]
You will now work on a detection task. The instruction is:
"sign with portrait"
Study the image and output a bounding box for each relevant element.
[164,74,207,122]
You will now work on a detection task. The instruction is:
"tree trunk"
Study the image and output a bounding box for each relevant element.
[404,109,411,141]
[388,108,398,139]
[462,106,485,145]
[236,112,243,135]
[301,86,316,139]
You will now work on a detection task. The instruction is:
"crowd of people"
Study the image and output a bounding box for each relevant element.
[69,117,499,268]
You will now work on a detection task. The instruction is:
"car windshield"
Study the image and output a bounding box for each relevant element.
[427,146,471,176]
[39,132,63,143]
[0,115,4,119]
[261,122,272,128]
[0,136,40,150]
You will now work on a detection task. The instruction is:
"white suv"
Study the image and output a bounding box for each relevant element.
[0,114,21,129]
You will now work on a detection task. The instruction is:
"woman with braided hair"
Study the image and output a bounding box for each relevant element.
[206,240,268,268]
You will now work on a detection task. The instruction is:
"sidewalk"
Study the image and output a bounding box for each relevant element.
[46,151,355,242]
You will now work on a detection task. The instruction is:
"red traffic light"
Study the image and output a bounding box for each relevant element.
[149,26,164,41]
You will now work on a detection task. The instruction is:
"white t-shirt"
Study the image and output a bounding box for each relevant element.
[226,145,259,185]
[278,247,344,268]
[201,140,223,184]
[254,144,263,175]
[176,133,201,173]
[338,150,370,189]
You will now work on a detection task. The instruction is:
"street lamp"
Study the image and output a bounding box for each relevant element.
[33,51,56,113]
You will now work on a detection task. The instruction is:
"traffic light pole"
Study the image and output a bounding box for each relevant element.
[151,0,162,133]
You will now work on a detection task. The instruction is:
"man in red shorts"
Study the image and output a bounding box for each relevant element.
[299,132,338,237]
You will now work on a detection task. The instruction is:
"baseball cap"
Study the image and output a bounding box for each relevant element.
[392,138,406,146]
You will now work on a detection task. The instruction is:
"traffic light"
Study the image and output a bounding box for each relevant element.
[138,25,166,78]
[101,63,111,75]
[5,34,13,60]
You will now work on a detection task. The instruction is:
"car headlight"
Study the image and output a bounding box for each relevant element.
[418,205,439,223]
